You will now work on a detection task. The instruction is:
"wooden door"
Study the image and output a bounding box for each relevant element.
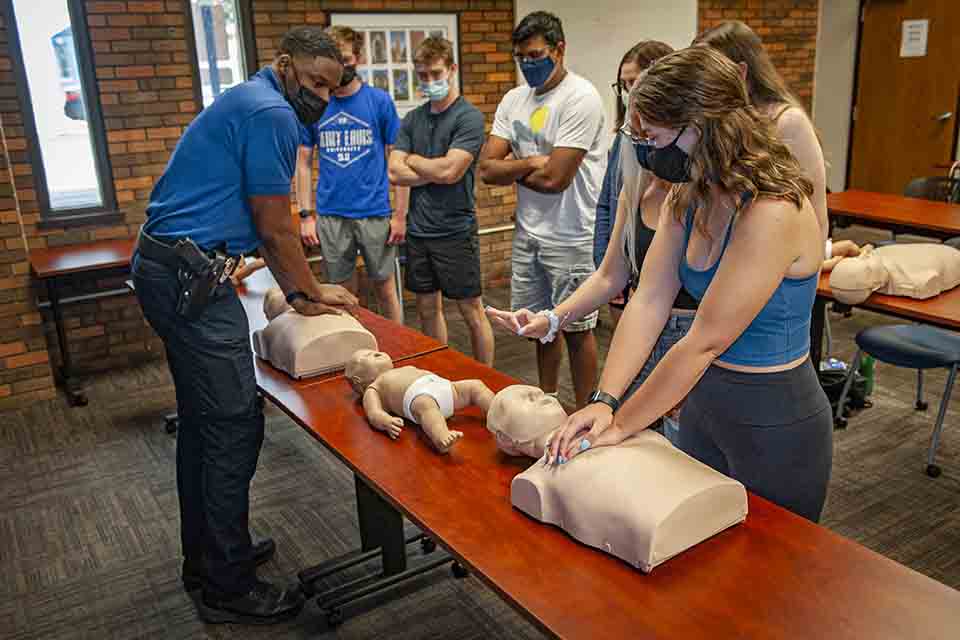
[848,0,960,194]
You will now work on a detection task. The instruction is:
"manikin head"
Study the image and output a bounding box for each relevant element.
[264,287,292,321]
[346,349,394,393]
[829,245,888,304]
[486,385,567,458]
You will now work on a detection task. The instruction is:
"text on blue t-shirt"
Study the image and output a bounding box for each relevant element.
[300,84,400,219]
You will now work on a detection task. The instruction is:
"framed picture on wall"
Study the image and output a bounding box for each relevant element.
[331,13,459,116]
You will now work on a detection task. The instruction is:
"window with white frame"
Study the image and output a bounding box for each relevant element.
[187,0,255,108]
[331,13,459,117]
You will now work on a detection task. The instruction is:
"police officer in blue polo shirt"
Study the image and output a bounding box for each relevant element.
[132,27,357,625]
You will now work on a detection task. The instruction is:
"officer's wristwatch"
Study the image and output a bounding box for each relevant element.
[286,290,309,306]
[298,208,316,219]
[587,390,620,414]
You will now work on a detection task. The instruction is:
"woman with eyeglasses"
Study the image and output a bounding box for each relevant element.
[539,47,832,523]
[489,41,697,444]
[594,41,674,329]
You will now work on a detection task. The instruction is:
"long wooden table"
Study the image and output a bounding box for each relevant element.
[828,190,960,238]
[28,238,137,406]
[246,305,960,636]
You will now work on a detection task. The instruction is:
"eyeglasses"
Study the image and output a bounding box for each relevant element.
[513,48,551,64]
[618,122,649,146]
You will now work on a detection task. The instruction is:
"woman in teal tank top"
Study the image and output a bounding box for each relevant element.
[546,46,833,522]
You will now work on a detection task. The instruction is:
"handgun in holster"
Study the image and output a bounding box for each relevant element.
[172,239,235,320]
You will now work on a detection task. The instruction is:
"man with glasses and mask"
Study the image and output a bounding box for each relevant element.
[479,11,606,408]
[295,25,407,324]
[134,26,357,625]
[388,36,494,366]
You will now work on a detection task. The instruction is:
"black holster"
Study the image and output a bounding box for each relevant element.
[136,230,237,320]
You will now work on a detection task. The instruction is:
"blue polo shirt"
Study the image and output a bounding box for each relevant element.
[300,83,399,218]
[144,67,299,254]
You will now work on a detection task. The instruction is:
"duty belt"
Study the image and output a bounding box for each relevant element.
[136,229,241,320]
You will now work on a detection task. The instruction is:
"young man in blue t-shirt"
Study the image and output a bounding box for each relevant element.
[296,25,408,324]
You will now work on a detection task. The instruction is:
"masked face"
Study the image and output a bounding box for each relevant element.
[283,61,329,126]
[339,65,357,87]
[645,126,692,184]
[421,77,450,101]
[519,55,554,88]
[514,38,561,89]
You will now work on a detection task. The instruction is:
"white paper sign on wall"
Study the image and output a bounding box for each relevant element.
[899,19,929,58]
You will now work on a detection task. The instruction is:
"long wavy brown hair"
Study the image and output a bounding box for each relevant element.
[631,46,812,233]
[693,20,802,114]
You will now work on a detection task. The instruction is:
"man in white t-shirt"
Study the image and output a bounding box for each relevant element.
[479,11,605,408]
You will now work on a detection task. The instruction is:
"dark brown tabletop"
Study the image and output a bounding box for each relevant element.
[28,238,136,278]
[818,272,960,330]
[267,346,960,639]
[828,190,960,236]
[235,267,447,395]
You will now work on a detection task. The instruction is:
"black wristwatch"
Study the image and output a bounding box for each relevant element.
[285,290,309,306]
[588,390,620,414]
[298,208,315,219]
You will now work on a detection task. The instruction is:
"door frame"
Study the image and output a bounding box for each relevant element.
[845,0,960,189]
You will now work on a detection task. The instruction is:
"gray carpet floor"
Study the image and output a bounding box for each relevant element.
[2,226,959,638]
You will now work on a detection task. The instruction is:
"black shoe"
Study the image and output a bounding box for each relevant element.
[183,537,277,592]
[198,580,305,625]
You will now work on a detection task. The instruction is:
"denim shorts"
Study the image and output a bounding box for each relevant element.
[626,311,695,398]
[510,227,598,332]
[622,310,695,445]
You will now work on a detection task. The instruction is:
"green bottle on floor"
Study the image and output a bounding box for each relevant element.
[859,354,875,396]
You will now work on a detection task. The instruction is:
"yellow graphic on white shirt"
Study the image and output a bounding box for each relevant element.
[529,106,550,135]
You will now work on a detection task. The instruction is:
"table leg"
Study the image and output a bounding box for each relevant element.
[811,296,826,371]
[297,474,457,628]
[46,278,87,407]
[356,474,407,575]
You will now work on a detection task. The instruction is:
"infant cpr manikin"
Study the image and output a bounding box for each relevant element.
[829,243,960,305]
[251,287,378,379]
[346,349,494,453]
[488,385,748,572]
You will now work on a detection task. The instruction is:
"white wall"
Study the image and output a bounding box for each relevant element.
[513,1,698,146]
[812,0,860,192]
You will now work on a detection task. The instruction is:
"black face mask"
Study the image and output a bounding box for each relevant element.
[339,65,357,87]
[284,62,328,126]
[645,126,692,184]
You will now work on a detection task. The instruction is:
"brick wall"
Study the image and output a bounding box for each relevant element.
[698,0,819,112]
[0,0,515,407]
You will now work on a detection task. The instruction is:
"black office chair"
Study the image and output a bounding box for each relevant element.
[904,176,960,204]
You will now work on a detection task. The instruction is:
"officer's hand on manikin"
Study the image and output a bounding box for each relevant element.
[291,284,359,317]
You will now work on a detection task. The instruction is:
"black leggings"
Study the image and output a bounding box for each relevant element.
[679,359,833,522]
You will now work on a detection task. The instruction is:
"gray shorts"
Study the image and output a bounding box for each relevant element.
[511,227,598,332]
[316,215,397,284]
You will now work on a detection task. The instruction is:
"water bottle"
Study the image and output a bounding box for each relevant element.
[859,354,875,396]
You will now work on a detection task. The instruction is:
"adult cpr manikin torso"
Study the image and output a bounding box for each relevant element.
[251,287,377,379]
[829,243,960,304]
[487,385,748,572]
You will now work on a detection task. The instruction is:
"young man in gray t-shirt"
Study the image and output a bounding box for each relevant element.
[388,37,495,365]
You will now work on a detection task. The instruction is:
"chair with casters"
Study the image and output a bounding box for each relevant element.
[835,324,960,478]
